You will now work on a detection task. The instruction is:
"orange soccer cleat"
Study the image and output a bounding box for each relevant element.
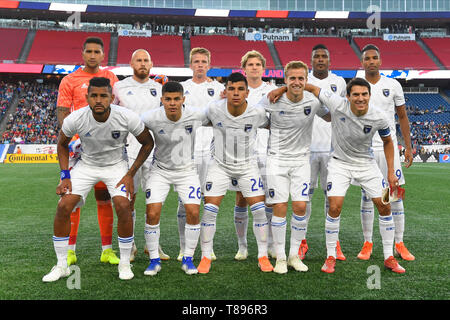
[394,242,415,261]
[357,241,373,260]
[298,239,308,260]
[336,241,346,261]
[384,256,406,274]
[321,256,336,274]
[258,256,274,272]
[197,257,212,274]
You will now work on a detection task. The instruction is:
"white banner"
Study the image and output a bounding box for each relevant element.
[245,32,292,42]
[383,33,415,41]
[12,144,57,154]
[118,29,152,37]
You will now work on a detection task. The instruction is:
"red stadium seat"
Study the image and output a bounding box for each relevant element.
[421,37,450,69]
[0,28,28,62]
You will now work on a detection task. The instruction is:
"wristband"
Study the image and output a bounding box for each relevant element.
[60,170,71,180]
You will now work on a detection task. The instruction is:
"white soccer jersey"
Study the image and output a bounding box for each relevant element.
[318,89,391,165]
[207,99,268,173]
[259,91,328,165]
[308,72,347,153]
[62,105,145,167]
[113,77,162,159]
[366,75,405,150]
[141,105,209,171]
[248,81,278,106]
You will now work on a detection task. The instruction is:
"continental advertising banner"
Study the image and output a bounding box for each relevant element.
[4,154,58,163]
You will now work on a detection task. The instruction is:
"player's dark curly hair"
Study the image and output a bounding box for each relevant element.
[162,81,184,95]
[346,77,371,96]
[226,72,248,88]
[88,77,112,93]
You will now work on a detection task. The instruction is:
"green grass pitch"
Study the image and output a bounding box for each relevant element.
[0,162,449,302]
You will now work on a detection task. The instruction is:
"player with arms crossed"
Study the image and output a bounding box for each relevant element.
[56,37,120,266]
[140,82,210,276]
[43,77,154,282]
[113,49,169,261]
[197,72,273,274]
[305,77,405,274]
[357,45,414,261]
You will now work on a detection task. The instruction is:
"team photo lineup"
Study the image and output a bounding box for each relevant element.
[41,35,415,282]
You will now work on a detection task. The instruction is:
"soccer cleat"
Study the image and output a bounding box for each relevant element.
[197,257,212,274]
[181,257,198,275]
[67,249,77,266]
[288,255,308,272]
[159,245,170,261]
[321,256,336,274]
[336,241,346,261]
[357,241,373,260]
[273,258,288,274]
[211,250,217,261]
[268,246,277,259]
[384,256,406,274]
[118,263,134,280]
[234,249,248,261]
[258,256,274,272]
[42,265,70,282]
[144,258,161,276]
[394,242,415,261]
[298,239,308,260]
[100,248,120,265]
[177,251,184,262]
[130,243,138,263]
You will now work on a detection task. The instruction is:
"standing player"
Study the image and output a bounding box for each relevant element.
[197,72,273,274]
[177,47,224,261]
[305,78,405,274]
[43,77,154,282]
[140,82,210,276]
[357,45,414,261]
[232,50,278,261]
[56,37,120,266]
[112,49,169,261]
[261,61,330,274]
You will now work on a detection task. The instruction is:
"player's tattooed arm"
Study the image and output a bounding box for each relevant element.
[57,106,71,129]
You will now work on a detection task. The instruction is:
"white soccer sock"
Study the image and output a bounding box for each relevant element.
[391,200,405,243]
[234,206,248,251]
[271,215,287,260]
[265,206,274,249]
[379,215,395,259]
[200,203,218,259]
[118,235,134,265]
[53,236,69,268]
[289,213,308,257]
[360,189,374,243]
[176,198,186,253]
[131,209,136,244]
[250,202,269,258]
[144,223,160,260]
[184,223,201,258]
[325,214,340,258]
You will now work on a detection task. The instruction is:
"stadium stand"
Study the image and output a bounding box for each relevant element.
[421,37,450,69]
[274,37,360,69]
[190,35,275,69]
[353,37,439,70]
[27,30,111,65]
[116,35,184,67]
[0,81,18,122]
[0,28,28,62]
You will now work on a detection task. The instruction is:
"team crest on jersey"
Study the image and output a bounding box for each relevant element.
[111,130,121,139]
[231,178,238,186]
[207,88,214,96]
[330,84,337,92]
[244,124,253,132]
[206,182,213,191]
[383,89,390,97]
[185,125,193,134]
[327,182,332,191]
[269,188,275,198]
[363,125,372,134]
[304,106,311,116]
[150,88,157,96]
[145,189,151,199]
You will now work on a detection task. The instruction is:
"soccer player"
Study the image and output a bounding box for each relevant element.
[305,77,405,274]
[140,81,210,276]
[301,44,347,261]
[232,50,278,261]
[177,47,224,261]
[260,61,330,274]
[112,49,170,261]
[56,37,119,266]
[42,77,154,282]
[197,72,273,274]
[357,44,414,261]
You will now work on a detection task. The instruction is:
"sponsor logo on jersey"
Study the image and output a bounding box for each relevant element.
[330,84,337,92]
[383,89,390,97]
[327,182,332,191]
[111,130,121,139]
[363,125,372,134]
[145,189,151,199]
[150,88,157,96]
[269,188,275,198]
[304,106,311,116]
[207,88,214,96]
[244,124,253,132]
[206,182,212,191]
[185,125,193,134]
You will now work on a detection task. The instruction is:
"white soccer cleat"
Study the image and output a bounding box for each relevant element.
[42,265,70,282]
[288,255,308,272]
[118,263,134,280]
[273,258,288,274]
[158,245,170,261]
[130,242,138,263]
[177,250,184,262]
[234,249,248,261]
[211,250,217,261]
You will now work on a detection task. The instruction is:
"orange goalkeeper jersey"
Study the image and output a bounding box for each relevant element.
[57,67,119,112]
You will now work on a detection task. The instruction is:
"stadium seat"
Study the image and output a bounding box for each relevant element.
[421,37,450,69]
[0,28,28,62]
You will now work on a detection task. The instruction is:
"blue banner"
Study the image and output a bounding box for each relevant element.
[439,154,450,163]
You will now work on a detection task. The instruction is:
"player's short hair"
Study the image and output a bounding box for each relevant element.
[88,77,112,93]
[311,44,330,61]
[162,81,184,95]
[226,72,248,88]
[189,47,211,64]
[284,61,309,77]
[131,48,151,61]
[360,44,380,59]
[241,50,266,69]
[346,77,371,96]
[83,37,104,51]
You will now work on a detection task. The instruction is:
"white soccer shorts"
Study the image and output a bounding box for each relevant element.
[374,147,405,186]
[265,158,311,204]
[326,157,384,199]
[310,151,330,191]
[128,157,152,195]
[144,165,202,205]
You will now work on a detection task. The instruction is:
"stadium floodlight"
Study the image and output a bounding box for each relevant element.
[315,11,349,19]
[195,9,230,17]
[49,3,87,12]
